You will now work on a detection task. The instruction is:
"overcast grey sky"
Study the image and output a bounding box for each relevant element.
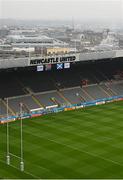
[0,0,123,22]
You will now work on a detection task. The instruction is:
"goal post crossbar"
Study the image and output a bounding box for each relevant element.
[9,152,21,160]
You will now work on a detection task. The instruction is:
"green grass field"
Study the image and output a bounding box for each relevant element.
[0,101,123,179]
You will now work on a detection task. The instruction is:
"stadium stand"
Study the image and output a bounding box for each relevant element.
[18,71,56,93]
[60,87,90,104]
[83,84,109,100]
[107,81,123,95]
[8,95,42,114]
[35,90,67,107]
[0,58,123,116]
[0,72,25,98]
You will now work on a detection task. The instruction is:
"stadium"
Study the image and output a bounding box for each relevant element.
[0,49,123,179]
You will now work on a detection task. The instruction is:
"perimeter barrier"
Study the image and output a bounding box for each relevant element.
[1,95,123,124]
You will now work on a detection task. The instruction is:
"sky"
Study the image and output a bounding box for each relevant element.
[0,0,123,22]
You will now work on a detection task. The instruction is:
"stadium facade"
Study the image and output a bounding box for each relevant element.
[0,50,123,69]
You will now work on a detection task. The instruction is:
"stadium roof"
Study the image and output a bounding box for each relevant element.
[7,35,53,41]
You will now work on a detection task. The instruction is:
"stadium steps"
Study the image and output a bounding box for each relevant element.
[98,85,111,97]
[88,73,111,97]
[57,91,72,105]
[24,87,45,108]
[89,70,117,97]
[25,87,33,94]
[105,83,118,96]
[0,99,9,117]
[72,87,87,102]
[81,87,94,101]
[23,87,45,108]
[100,84,115,97]
[21,102,30,113]
[77,93,86,102]
[2,99,15,116]
[50,97,61,107]
[22,87,30,94]
[31,95,45,108]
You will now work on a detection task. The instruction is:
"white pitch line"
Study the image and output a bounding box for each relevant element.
[0,159,40,179]
[0,150,61,178]
[29,120,123,151]
[11,123,123,165]
[11,121,123,155]
[23,129,123,168]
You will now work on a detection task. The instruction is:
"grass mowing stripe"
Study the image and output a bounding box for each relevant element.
[21,117,123,154]
[1,101,123,178]
[8,107,123,165]
[18,125,123,167]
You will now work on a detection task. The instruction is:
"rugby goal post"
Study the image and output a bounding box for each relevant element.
[6,99,24,172]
